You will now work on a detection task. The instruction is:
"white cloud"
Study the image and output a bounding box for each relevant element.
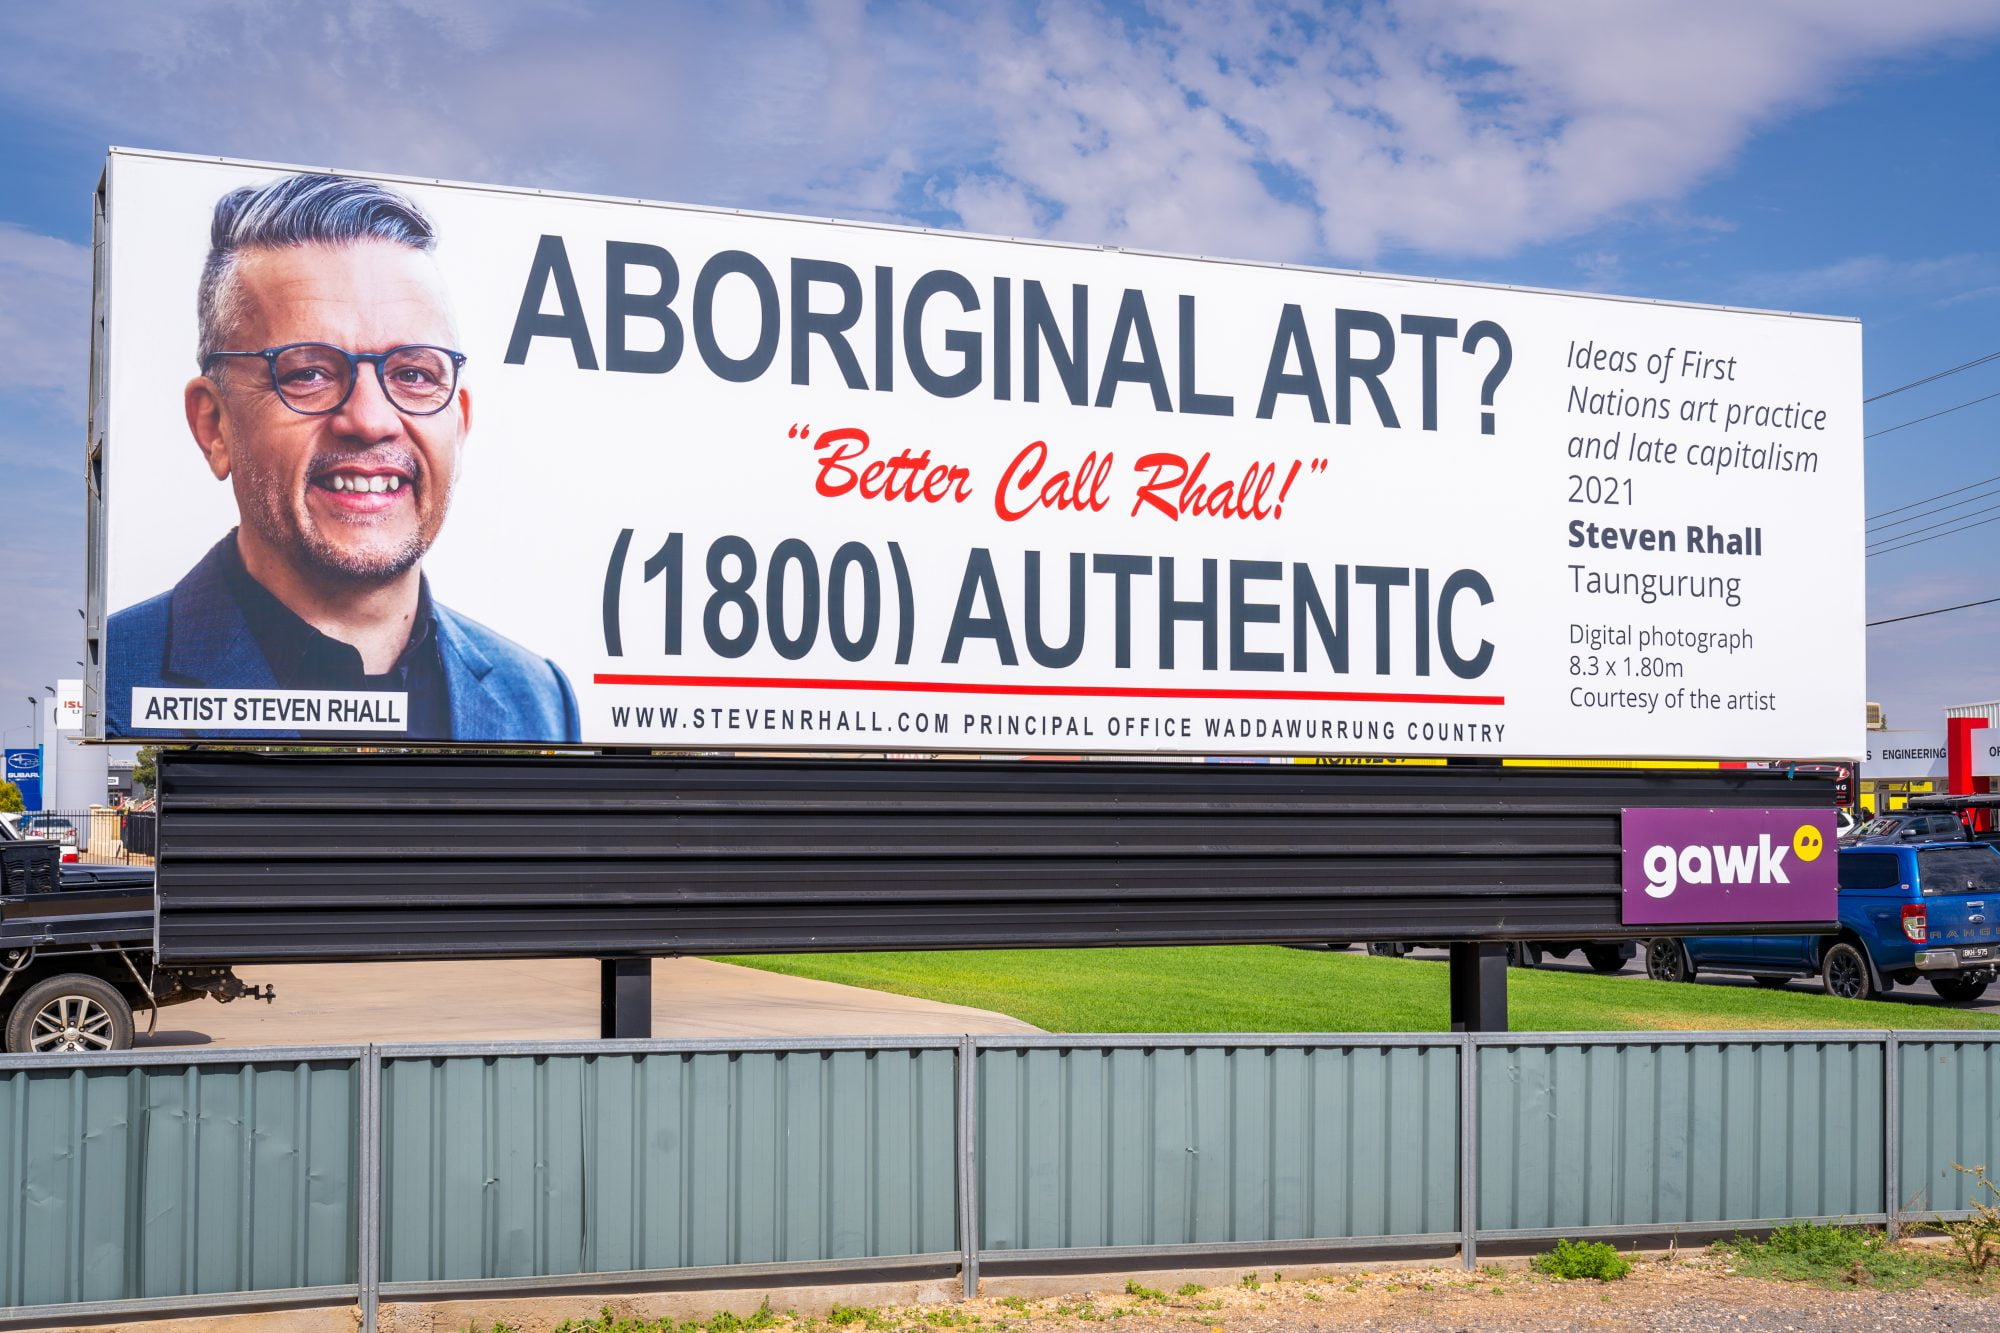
[1740,253,1998,307]
[2,1,1996,268]
[0,225,91,406]
[948,0,2000,261]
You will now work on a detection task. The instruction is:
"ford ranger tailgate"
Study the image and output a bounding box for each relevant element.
[1916,846,2000,962]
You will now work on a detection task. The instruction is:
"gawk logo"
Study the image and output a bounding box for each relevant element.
[1642,823,1821,900]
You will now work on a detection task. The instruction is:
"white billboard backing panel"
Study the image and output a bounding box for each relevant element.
[89,149,1864,758]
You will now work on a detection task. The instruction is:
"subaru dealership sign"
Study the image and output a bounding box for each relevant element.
[3,749,41,811]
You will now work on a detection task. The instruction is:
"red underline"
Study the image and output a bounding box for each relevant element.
[593,673,1505,707]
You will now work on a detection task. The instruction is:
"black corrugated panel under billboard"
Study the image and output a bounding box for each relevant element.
[153,751,1834,964]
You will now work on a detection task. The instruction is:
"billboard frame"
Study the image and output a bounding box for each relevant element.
[85,147,1862,760]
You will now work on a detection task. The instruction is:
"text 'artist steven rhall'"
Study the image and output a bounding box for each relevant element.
[106,173,578,742]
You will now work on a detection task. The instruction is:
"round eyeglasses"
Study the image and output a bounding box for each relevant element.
[202,342,467,417]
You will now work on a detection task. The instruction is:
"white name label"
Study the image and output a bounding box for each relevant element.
[129,689,409,732]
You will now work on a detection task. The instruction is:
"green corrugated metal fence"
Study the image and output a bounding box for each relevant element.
[0,1030,1993,1329]
[379,1045,960,1282]
[1896,1037,2000,1214]
[976,1040,1460,1252]
[1478,1038,1886,1233]
[0,1049,359,1313]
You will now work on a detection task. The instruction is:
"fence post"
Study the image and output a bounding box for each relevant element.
[1884,1031,1900,1240]
[957,1035,980,1299]
[1460,1032,1479,1269]
[359,1046,382,1333]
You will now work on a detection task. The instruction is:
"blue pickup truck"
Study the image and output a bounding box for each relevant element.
[1645,841,2000,1003]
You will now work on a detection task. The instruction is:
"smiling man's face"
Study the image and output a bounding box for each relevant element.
[188,239,470,588]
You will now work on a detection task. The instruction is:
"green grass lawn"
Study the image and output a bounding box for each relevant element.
[715,946,2000,1034]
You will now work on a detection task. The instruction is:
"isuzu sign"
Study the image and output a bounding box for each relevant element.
[1620,808,1837,926]
[86,149,1865,758]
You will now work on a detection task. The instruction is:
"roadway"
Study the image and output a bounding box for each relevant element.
[1382,943,2000,1014]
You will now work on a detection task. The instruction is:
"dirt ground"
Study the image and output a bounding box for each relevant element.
[335,1249,2000,1333]
[944,1255,2000,1332]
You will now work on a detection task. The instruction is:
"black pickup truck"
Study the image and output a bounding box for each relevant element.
[0,831,265,1053]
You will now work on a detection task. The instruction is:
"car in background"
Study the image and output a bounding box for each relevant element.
[13,816,79,849]
[1362,939,1635,971]
[0,814,78,864]
[1842,810,1967,845]
[1646,840,1999,1002]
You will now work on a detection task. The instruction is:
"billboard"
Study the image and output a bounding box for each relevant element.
[88,149,1865,759]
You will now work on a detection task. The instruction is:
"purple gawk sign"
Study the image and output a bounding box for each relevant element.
[1621,808,1837,926]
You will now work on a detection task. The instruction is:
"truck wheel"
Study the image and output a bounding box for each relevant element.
[1646,939,1694,983]
[4,975,135,1054]
[1820,942,1877,1001]
[1366,942,1411,958]
[1582,946,1627,974]
[1930,976,1990,1003]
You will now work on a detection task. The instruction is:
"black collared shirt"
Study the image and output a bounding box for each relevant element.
[217,534,451,740]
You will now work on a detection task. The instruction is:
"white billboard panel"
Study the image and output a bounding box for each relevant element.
[89,149,1865,758]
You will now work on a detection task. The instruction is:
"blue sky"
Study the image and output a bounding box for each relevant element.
[2,0,1998,751]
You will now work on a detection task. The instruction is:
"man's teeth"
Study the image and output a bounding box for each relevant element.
[326,475,404,493]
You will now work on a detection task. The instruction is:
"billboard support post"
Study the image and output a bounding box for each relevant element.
[600,957,652,1039]
[1448,943,1508,1032]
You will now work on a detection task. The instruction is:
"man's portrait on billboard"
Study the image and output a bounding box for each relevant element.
[105,173,578,742]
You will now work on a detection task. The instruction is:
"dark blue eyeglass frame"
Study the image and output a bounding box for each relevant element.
[201,341,467,417]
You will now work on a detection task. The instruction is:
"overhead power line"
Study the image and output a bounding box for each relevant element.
[1866,484,2000,535]
[1869,593,2000,627]
[1865,388,2000,440]
[1866,508,2000,558]
[1865,350,2000,404]
[1866,499,2000,549]
[1867,469,2000,523]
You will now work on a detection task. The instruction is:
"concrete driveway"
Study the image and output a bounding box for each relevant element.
[134,956,1041,1049]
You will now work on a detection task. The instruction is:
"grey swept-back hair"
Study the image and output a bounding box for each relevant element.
[196,173,438,366]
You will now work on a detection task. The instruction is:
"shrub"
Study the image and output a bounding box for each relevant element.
[1531,1238,1632,1282]
[1918,1164,2000,1282]
[1721,1221,1930,1290]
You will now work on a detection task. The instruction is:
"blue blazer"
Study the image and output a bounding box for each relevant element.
[106,538,580,743]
